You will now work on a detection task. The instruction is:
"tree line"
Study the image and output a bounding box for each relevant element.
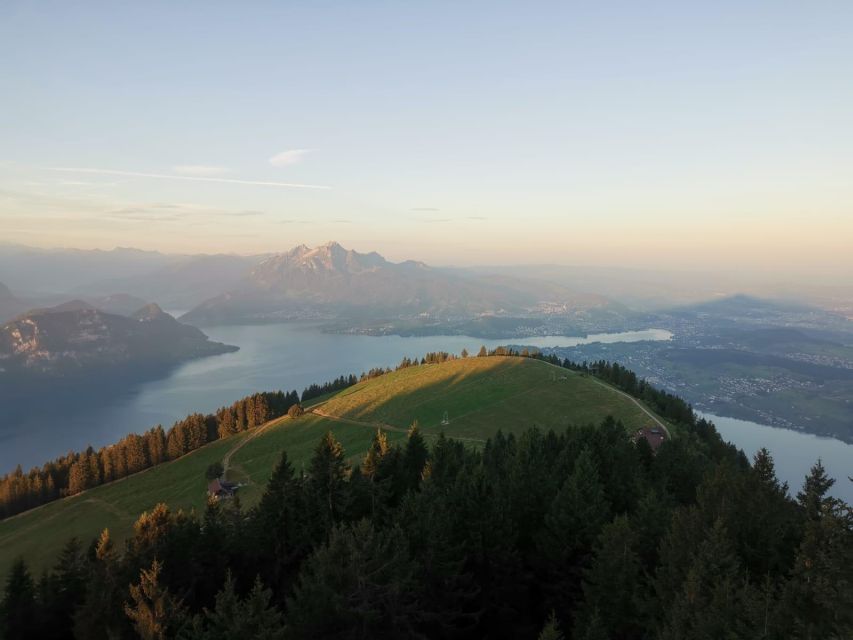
[0,391,299,520]
[301,375,359,403]
[2,397,850,637]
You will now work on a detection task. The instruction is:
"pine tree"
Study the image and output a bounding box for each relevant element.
[362,428,390,478]
[0,558,36,639]
[779,504,853,638]
[251,451,310,595]
[73,530,124,640]
[576,515,642,639]
[478,345,488,357]
[659,519,758,639]
[286,520,419,639]
[306,432,349,536]
[538,611,564,640]
[797,458,835,520]
[200,574,285,640]
[50,537,88,633]
[124,559,188,640]
[403,422,429,491]
[753,448,783,490]
[538,447,610,559]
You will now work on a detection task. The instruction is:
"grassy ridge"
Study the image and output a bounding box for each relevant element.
[321,356,657,438]
[0,356,661,578]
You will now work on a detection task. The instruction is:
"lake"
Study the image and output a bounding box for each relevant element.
[705,413,852,503]
[2,324,850,505]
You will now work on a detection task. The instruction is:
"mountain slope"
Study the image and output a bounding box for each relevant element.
[0,281,30,324]
[0,244,178,293]
[0,303,236,376]
[0,355,666,577]
[181,241,622,326]
[86,253,264,309]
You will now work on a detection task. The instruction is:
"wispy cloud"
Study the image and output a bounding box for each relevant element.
[410,207,440,212]
[50,167,330,190]
[467,216,488,220]
[172,165,230,177]
[104,202,268,223]
[269,149,310,167]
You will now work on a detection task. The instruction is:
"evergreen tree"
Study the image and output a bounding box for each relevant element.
[659,519,758,639]
[363,429,390,478]
[73,528,126,640]
[198,573,285,640]
[124,559,189,640]
[286,520,419,639]
[250,452,310,596]
[306,432,349,536]
[47,537,88,636]
[538,447,610,559]
[538,611,564,640]
[779,504,853,638]
[797,458,835,520]
[402,422,429,491]
[0,558,36,640]
[575,515,642,639]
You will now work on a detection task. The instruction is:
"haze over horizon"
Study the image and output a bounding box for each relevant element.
[2,1,852,276]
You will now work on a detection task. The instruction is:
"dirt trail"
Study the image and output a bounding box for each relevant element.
[222,418,281,474]
[539,360,672,438]
[310,407,487,444]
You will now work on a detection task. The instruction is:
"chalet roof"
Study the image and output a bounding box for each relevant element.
[634,426,666,452]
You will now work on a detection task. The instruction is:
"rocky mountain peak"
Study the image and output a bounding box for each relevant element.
[132,303,167,321]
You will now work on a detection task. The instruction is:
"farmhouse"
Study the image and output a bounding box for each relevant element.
[208,478,238,498]
[634,426,666,452]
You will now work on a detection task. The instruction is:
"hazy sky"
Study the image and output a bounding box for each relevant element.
[1,1,851,274]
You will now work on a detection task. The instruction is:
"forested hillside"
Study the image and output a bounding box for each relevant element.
[1,358,850,639]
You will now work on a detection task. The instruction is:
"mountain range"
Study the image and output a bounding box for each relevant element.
[180,241,623,326]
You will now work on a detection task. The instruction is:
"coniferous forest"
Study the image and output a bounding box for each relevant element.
[1,359,851,639]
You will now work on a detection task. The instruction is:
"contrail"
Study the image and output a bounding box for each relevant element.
[50,167,331,190]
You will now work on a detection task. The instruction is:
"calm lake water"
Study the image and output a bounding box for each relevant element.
[705,413,852,503]
[2,324,850,504]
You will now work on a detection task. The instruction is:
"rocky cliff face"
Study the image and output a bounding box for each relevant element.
[0,303,237,376]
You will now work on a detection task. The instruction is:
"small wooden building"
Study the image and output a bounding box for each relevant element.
[208,478,237,498]
[633,426,666,453]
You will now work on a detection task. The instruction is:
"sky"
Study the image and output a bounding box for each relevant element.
[1,1,852,275]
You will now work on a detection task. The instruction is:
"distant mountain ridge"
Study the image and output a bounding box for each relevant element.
[0,281,31,324]
[0,302,237,376]
[181,241,622,326]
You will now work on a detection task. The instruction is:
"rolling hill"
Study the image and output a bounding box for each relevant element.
[0,355,667,578]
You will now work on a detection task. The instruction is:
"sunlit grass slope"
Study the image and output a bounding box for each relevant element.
[0,432,248,579]
[0,356,660,578]
[319,356,656,439]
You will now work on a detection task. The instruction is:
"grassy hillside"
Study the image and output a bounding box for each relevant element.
[318,356,657,438]
[0,356,662,578]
